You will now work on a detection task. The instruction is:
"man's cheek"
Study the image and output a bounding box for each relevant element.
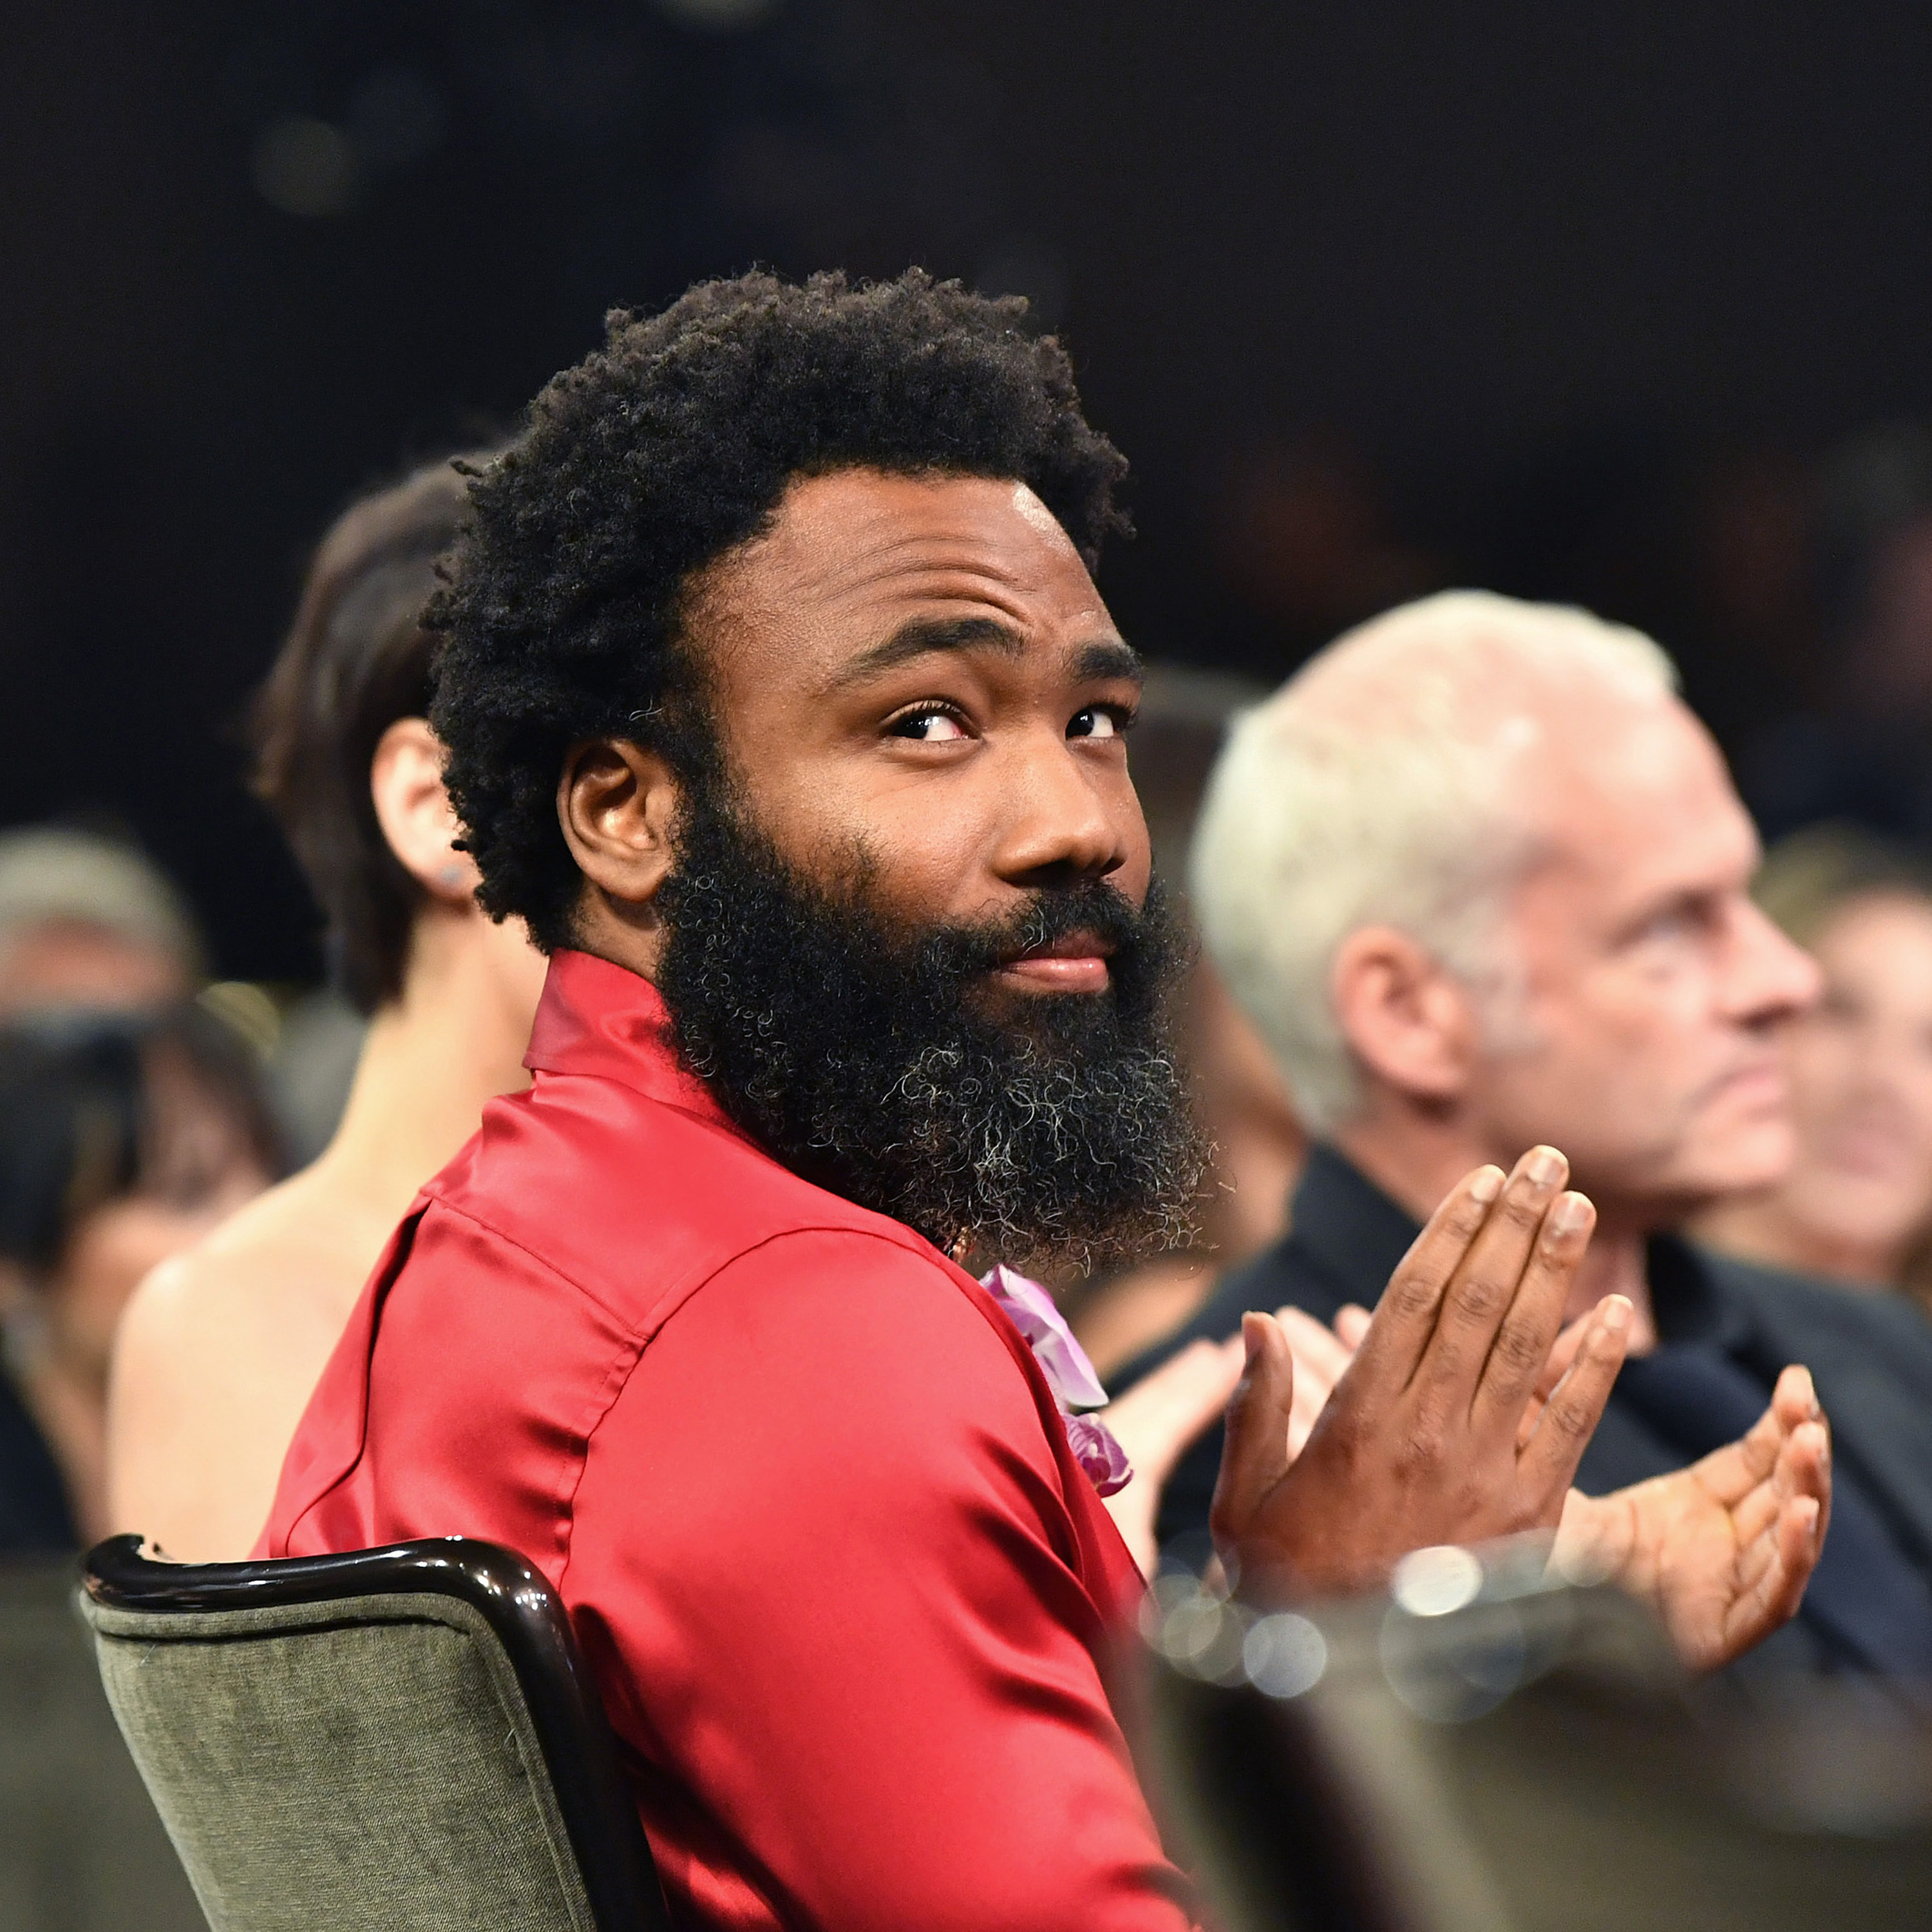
[862,838,983,926]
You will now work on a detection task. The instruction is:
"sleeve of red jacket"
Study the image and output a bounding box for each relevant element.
[562,1226,1196,1932]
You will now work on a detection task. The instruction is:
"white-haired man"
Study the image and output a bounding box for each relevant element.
[1121,589,1932,1683]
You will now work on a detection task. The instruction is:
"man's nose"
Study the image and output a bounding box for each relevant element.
[1728,900,1823,1024]
[990,736,1132,887]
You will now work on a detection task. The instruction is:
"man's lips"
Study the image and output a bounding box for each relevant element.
[992,930,1113,994]
[1706,1057,1790,1112]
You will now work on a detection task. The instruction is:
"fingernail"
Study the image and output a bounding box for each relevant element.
[1549,1191,1591,1236]
[1469,1166,1504,1204]
[1242,1313,1264,1368]
[1524,1145,1562,1188]
[1600,1294,1632,1334]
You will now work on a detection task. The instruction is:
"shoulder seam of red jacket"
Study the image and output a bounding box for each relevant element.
[418,1177,967,1347]
[551,1221,976,1590]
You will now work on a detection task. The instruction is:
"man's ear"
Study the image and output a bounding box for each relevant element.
[370,718,477,902]
[1329,924,1480,1106]
[557,737,684,923]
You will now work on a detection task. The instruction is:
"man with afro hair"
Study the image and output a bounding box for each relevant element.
[263,271,1826,1930]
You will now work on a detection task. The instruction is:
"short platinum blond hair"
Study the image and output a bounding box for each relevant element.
[1191,591,1679,1134]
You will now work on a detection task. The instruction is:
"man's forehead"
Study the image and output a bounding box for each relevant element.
[717,469,1095,613]
[1526,697,1759,896]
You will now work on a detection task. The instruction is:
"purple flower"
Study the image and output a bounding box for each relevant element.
[1061,1411,1134,1498]
[980,1265,1109,1408]
[981,1265,1134,1498]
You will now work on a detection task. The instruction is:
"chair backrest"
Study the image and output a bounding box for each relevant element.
[80,1534,670,1932]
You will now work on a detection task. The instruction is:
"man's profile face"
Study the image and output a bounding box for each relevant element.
[688,468,1151,990]
[1465,697,1821,1222]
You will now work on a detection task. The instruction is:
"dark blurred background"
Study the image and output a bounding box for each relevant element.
[5,1,1932,978]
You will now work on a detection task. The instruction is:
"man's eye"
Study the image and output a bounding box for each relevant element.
[1068,706,1125,741]
[1638,901,1711,947]
[889,708,969,743]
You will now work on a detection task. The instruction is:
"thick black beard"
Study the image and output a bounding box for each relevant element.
[651,779,1208,1275]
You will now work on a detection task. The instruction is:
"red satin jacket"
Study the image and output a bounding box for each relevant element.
[263,949,1195,1931]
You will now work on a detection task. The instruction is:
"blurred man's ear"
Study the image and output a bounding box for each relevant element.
[1329,924,1480,1107]
[370,719,479,904]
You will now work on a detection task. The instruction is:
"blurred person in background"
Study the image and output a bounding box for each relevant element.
[0,1009,276,1552]
[0,828,210,1372]
[108,454,548,1561]
[1117,591,1932,1686]
[1696,824,1932,1309]
[1061,665,1305,1378]
[1747,424,1932,845]
[1200,431,1445,676]
[0,826,202,1016]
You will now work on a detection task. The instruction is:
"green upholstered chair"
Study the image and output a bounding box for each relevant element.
[79,1535,670,1932]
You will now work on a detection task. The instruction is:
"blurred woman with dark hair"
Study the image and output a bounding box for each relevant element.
[1696,823,1932,1310]
[108,453,547,1561]
[0,1008,276,1551]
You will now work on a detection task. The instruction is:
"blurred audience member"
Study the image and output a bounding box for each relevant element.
[1689,447,1821,747]
[1747,424,1932,844]
[0,828,202,1017]
[0,1009,275,1551]
[1696,825,1932,1307]
[108,455,547,1561]
[1204,431,1443,674]
[1117,592,1932,1684]
[1062,666,1304,1377]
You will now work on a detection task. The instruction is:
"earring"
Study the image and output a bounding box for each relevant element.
[437,863,468,889]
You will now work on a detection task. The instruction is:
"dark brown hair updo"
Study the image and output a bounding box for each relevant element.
[252,455,496,1013]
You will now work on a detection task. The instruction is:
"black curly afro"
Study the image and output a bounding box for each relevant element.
[428,268,1132,950]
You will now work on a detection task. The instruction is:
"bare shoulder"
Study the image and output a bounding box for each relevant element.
[113,1162,401,1439]
[126,1166,390,1350]
[109,1164,401,1558]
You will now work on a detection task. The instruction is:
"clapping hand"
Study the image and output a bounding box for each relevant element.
[1211,1146,1627,1596]
[1101,1335,1245,1578]
[1553,1365,1828,1670]
[1099,1305,1375,1578]
[1208,1146,1832,1669]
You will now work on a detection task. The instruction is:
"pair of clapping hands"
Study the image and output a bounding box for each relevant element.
[1103,1146,1831,1672]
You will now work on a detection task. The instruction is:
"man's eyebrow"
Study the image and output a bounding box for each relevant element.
[830,616,1027,688]
[1073,638,1144,685]
[830,617,1146,693]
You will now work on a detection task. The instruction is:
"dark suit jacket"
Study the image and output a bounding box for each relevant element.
[1113,1144,1932,1678]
